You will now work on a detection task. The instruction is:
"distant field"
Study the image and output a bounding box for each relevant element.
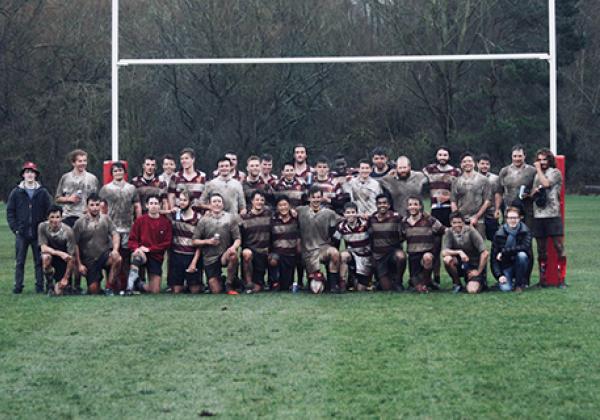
[1,196,599,418]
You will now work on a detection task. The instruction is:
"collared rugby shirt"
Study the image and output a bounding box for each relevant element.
[171,210,200,255]
[422,164,461,207]
[168,170,207,212]
[369,210,403,260]
[131,175,162,212]
[270,214,300,257]
[240,209,272,254]
[273,177,307,208]
[401,213,445,254]
[333,217,371,257]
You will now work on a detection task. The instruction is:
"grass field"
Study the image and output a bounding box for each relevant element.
[1,196,599,419]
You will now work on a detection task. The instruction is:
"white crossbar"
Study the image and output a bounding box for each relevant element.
[118,53,550,66]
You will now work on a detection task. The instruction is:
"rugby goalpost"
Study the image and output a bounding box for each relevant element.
[111,0,558,161]
[110,0,565,285]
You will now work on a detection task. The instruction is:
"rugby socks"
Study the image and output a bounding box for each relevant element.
[538,259,547,286]
[558,256,567,284]
[127,266,139,290]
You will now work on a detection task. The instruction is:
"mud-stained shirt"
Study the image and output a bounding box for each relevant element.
[498,164,536,207]
[442,225,486,265]
[201,177,246,214]
[451,172,491,220]
[347,177,382,216]
[99,181,139,232]
[38,222,75,255]
[193,212,241,266]
[73,214,117,266]
[533,168,562,219]
[482,172,501,218]
[55,171,99,219]
[296,206,340,252]
[378,171,428,218]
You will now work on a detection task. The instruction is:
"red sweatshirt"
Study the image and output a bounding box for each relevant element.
[128,214,173,262]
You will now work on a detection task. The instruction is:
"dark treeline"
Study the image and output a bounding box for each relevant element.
[1,0,597,199]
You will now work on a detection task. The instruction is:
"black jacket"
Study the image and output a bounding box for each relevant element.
[491,222,533,279]
[6,182,52,239]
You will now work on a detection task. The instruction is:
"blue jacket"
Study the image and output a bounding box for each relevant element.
[6,182,52,239]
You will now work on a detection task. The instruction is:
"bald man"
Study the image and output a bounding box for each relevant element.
[378,156,428,218]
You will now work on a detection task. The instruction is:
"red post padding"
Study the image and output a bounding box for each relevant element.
[103,160,129,185]
[544,155,565,286]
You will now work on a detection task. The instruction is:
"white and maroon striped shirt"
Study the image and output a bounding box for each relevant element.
[334,217,371,257]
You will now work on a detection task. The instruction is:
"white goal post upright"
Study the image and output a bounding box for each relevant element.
[110,0,558,161]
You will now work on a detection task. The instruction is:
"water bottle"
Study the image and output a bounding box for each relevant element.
[175,209,181,221]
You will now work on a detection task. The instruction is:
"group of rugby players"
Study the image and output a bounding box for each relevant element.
[6,143,566,296]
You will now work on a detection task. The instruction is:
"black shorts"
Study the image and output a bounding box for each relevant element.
[85,251,110,285]
[168,252,202,286]
[484,217,499,241]
[269,253,297,289]
[374,249,403,279]
[51,255,68,280]
[246,249,268,285]
[145,256,163,276]
[204,259,225,280]
[532,217,563,238]
[431,207,452,227]
[408,252,427,278]
[455,260,484,284]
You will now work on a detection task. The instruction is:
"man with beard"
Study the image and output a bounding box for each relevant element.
[401,196,446,293]
[131,155,162,213]
[379,156,428,218]
[497,145,537,226]
[167,190,202,294]
[193,193,242,295]
[7,162,52,293]
[334,202,372,292]
[347,159,383,217]
[422,147,461,227]
[202,157,246,215]
[531,148,566,287]
[422,147,461,288]
[260,153,278,186]
[212,151,246,182]
[297,187,342,293]
[442,212,489,294]
[451,152,491,239]
[240,191,272,293]
[369,194,406,291]
[273,162,307,208]
[370,147,393,179]
[38,206,76,296]
[477,154,503,241]
[293,144,314,184]
[73,194,122,295]
[243,155,274,207]
[99,162,142,293]
[126,195,173,295]
[168,148,208,213]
